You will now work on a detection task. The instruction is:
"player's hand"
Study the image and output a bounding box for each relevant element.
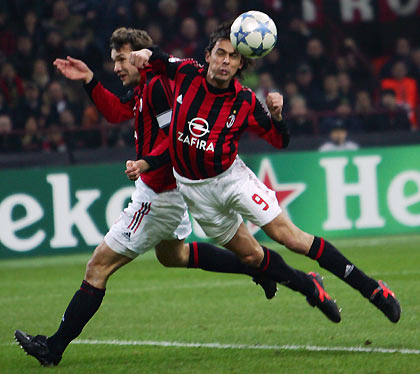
[125,159,150,181]
[53,56,94,84]
[129,49,152,69]
[266,92,283,122]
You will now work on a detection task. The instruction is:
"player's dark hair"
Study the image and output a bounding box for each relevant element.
[110,27,153,51]
[205,21,254,78]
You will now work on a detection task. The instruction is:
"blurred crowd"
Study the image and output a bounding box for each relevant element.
[1,0,419,153]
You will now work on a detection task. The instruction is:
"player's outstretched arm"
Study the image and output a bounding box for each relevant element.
[55,56,134,124]
[53,56,94,84]
[125,159,150,181]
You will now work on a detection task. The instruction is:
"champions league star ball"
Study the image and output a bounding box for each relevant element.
[230,11,277,59]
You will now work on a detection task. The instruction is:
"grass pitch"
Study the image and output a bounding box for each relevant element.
[1,234,419,374]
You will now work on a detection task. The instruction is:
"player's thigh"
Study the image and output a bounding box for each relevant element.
[154,239,189,267]
[230,162,281,227]
[106,181,191,257]
[178,181,242,245]
[262,213,313,254]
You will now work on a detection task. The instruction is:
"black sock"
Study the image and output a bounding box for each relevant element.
[47,280,105,355]
[307,237,378,297]
[188,242,258,277]
[188,243,314,297]
[259,247,315,297]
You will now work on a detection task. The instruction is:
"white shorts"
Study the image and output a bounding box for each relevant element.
[104,178,191,259]
[175,157,281,245]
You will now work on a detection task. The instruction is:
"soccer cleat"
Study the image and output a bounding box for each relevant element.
[14,330,62,367]
[252,275,278,299]
[369,281,401,323]
[306,272,341,323]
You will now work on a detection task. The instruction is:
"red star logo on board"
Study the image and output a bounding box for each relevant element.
[247,158,306,235]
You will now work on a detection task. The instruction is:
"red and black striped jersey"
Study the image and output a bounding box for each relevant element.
[149,47,290,180]
[84,70,176,192]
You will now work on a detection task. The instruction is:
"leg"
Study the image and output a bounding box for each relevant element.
[225,223,313,294]
[176,162,339,321]
[224,222,264,266]
[155,239,189,267]
[225,223,341,323]
[263,213,378,294]
[155,236,264,269]
[262,212,313,255]
[155,238,277,299]
[85,240,133,288]
[48,241,132,350]
[15,241,132,366]
[263,213,401,323]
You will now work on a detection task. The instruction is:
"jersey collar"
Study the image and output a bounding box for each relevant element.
[202,76,242,97]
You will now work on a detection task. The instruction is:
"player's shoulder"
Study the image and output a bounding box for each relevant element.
[240,85,254,94]
[235,82,268,113]
[177,58,203,74]
[143,72,169,91]
[144,73,173,99]
[147,73,165,86]
[236,82,255,103]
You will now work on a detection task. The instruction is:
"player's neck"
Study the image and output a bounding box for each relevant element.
[206,74,231,89]
[206,77,235,93]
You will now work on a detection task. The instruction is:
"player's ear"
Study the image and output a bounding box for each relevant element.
[205,50,210,63]
[239,56,244,69]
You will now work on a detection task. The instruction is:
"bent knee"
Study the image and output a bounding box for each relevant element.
[239,248,264,267]
[85,249,114,284]
[85,257,108,280]
[156,243,189,268]
[157,255,183,267]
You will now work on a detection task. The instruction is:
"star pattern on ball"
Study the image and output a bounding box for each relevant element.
[255,21,273,39]
[240,13,255,21]
[236,25,250,45]
[231,11,277,58]
[250,43,267,57]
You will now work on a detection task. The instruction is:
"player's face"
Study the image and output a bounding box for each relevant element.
[111,44,140,86]
[205,39,243,89]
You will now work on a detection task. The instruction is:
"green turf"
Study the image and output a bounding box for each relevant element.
[1,234,419,374]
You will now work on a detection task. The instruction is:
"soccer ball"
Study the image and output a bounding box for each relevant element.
[230,11,277,59]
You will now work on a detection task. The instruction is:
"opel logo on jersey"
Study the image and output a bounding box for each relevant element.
[188,117,210,138]
[178,117,215,152]
[226,113,236,128]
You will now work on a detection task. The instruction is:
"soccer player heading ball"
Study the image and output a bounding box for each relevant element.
[129,19,401,325]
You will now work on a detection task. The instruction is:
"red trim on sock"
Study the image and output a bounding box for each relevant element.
[262,249,270,272]
[80,280,105,295]
[79,287,93,295]
[315,238,325,260]
[192,242,199,268]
